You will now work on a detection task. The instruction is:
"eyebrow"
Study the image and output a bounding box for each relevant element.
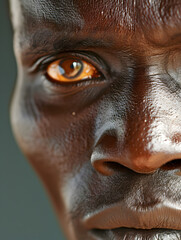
[21,32,115,65]
[166,33,181,46]
[20,23,181,66]
[24,28,181,55]
[53,38,114,51]
[147,32,181,49]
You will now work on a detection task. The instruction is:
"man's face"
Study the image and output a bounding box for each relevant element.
[10,0,181,239]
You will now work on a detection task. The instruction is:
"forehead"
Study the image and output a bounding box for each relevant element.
[10,0,181,57]
[11,0,181,31]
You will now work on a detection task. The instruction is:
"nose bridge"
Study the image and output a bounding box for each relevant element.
[122,69,154,156]
[115,72,161,170]
[122,95,157,172]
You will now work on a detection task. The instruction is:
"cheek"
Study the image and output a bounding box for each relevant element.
[10,83,97,185]
[10,87,98,219]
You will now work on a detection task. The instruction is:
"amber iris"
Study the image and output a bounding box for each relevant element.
[47,58,100,83]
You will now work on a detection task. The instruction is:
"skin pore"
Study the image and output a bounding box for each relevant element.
[10,0,181,239]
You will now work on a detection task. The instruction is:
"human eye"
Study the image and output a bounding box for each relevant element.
[29,52,109,109]
[46,55,102,84]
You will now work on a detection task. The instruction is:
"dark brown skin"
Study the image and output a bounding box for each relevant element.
[10,0,181,239]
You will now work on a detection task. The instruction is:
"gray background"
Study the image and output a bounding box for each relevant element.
[0,1,65,239]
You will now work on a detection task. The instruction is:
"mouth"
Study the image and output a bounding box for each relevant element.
[83,201,181,239]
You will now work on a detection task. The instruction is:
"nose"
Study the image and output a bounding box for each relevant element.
[91,103,181,176]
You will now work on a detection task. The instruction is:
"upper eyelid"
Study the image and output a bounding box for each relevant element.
[28,55,52,73]
[28,51,109,78]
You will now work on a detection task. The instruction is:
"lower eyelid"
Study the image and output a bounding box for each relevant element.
[45,71,105,87]
[40,74,108,102]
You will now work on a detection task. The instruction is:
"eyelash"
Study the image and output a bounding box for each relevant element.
[33,51,109,87]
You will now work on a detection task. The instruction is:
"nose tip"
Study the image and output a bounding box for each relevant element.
[91,132,181,176]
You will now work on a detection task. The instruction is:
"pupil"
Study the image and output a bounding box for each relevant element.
[71,61,81,71]
[70,63,76,69]
[60,59,82,79]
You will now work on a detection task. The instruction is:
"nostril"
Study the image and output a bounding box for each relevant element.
[94,161,128,176]
[161,159,181,170]
[103,161,129,173]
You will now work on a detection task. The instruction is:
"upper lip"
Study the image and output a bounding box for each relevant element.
[83,201,181,230]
